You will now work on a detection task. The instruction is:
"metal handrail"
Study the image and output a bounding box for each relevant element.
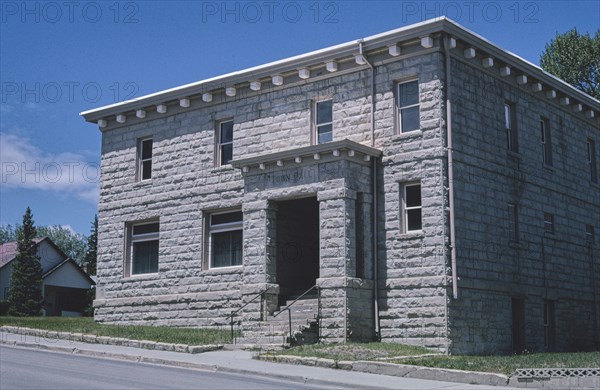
[226,286,272,343]
[273,285,319,343]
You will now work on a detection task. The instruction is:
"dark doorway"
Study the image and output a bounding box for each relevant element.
[276,197,319,300]
[511,298,526,353]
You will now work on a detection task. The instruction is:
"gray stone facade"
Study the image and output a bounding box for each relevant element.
[84,18,599,354]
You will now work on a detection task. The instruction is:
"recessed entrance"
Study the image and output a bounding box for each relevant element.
[276,197,319,300]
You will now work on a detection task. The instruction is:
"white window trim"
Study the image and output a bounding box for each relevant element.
[127,221,159,277]
[544,213,554,235]
[314,99,333,145]
[138,137,153,181]
[588,138,597,183]
[540,118,551,166]
[207,210,243,270]
[216,120,234,167]
[402,183,422,233]
[505,102,518,153]
[397,80,420,134]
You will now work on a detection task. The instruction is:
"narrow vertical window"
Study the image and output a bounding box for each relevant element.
[315,100,333,144]
[397,80,420,133]
[138,138,153,181]
[402,183,422,232]
[508,203,519,242]
[217,120,234,166]
[511,298,526,354]
[505,102,518,152]
[588,138,597,183]
[541,118,552,166]
[126,221,159,276]
[544,213,554,235]
[208,211,243,268]
[586,224,595,243]
[543,301,555,351]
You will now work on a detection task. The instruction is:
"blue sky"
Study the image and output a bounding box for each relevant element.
[1,0,598,235]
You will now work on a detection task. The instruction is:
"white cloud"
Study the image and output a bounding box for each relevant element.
[0,132,99,204]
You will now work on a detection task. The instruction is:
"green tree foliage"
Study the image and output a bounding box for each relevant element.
[7,207,43,316]
[1,224,87,265]
[84,215,98,276]
[540,28,600,99]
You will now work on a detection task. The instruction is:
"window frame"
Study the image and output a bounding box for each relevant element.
[396,80,420,133]
[540,117,552,166]
[126,220,160,277]
[588,138,597,183]
[206,209,243,269]
[137,137,153,181]
[314,99,333,144]
[504,102,518,153]
[508,203,519,242]
[543,300,555,351]
[216,119,234,167]
[401,183,422,233]
[586,224,595,243]
[544,212,554,235]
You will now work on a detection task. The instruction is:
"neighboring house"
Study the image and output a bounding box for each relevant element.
[0,238,95,316]
[81,17,599,354]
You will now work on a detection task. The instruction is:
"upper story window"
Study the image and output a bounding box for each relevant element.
[402,183,422,232]
[544,212,555,235]
[207,210,243,268]
[585,224,595,243]
[588,138,597,183]
[540,118,552,166]
[508,203,519,242]
[397,80,420,133]
[127,221,159,276]
[217,120,234,166]
[138,138,153,181]
[315,100,333,144]
[504,102,518,153]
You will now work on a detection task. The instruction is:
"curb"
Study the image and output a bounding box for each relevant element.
[0,326,222,354]
[0,339,400,390]
[258,354,510,387]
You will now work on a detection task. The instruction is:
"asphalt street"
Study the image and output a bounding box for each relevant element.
[0,346,341,390]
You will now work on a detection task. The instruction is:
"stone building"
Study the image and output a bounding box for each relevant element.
[81,18,599,354]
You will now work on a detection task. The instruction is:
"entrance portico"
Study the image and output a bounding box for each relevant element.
[232,139,381,342]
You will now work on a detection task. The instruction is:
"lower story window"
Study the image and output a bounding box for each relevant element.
[208,210,243,268]
[127,221,159,276]
[402,183,422,232]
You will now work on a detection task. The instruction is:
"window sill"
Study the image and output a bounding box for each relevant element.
[211,165,234,173]
[400,230,424,239]
[203,265,243,274]
[392,130,423,142]
[507,151,521,160]
[542,164,554,172]
[134,179,153,188]
[121,272,159,281]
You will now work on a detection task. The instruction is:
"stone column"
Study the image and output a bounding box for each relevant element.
[241,199,279,323]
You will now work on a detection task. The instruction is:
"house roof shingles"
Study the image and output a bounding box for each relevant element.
[0,238,44,269]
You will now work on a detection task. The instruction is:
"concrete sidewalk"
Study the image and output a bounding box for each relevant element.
[0,331,513,390]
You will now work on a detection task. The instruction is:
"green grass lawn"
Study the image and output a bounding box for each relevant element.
[394,352,600,375]
[0,316,233,345]
[273,342,432,361]
[273,343,600,375]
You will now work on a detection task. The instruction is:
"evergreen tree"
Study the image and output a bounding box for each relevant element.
[7,207,43,316]
[84,215,98,275]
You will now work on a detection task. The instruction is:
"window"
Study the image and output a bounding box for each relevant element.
[355,193,364,278]
[511,298,526,353]
[588,138,597,183]
[138,138,153,180]
[508,203,519,242]
[208,210,243,268]
[540,118,552,166]
[543,301,555,351]
[217,120,234,166]
[315,100,333,144]
[127,221,159,276]
[402,183,422,232]
[397,80,420,133]
[544,213,554,235]
[504,102,518,152]
[586,224,595,243]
